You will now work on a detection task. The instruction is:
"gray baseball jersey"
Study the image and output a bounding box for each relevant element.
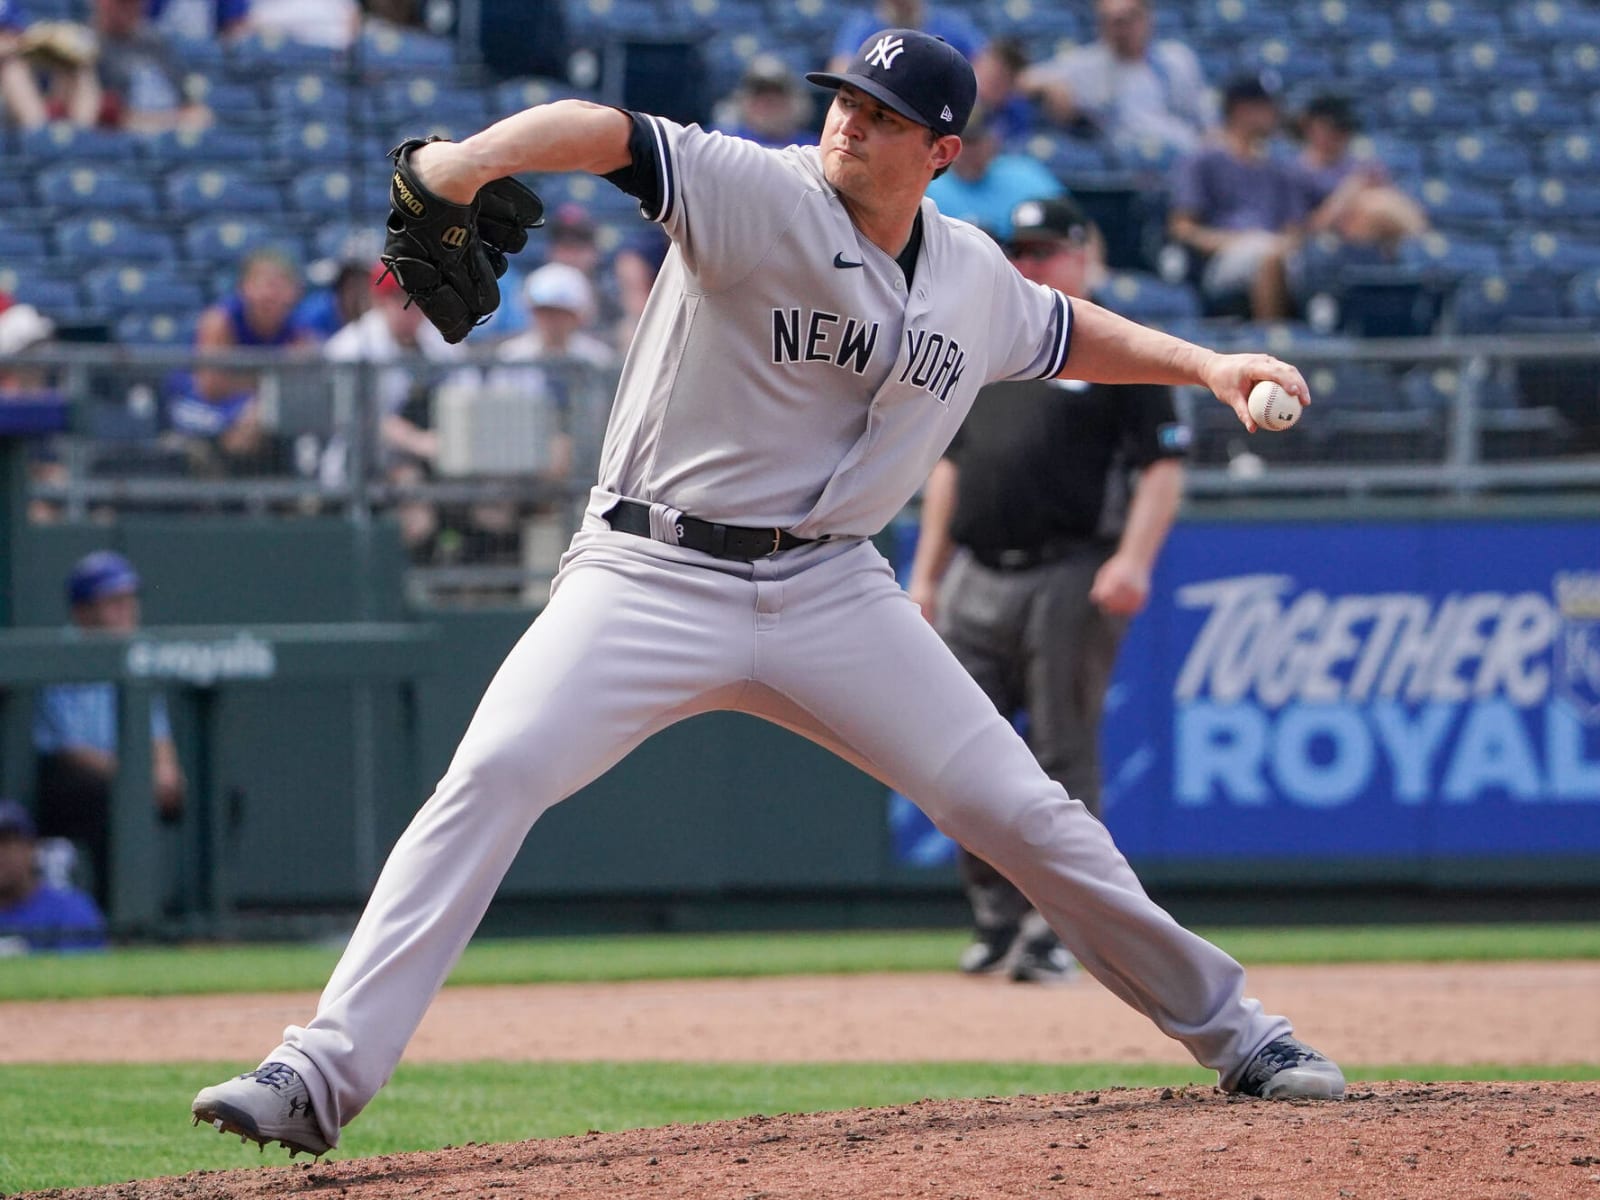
[253,111,1301,1149]
[592,114,1071,535]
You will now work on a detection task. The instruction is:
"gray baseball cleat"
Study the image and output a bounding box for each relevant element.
[191,1062,332,1157]
[1233,1035,1347,1100]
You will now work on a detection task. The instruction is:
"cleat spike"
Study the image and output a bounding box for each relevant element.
[192,1116,200,1127]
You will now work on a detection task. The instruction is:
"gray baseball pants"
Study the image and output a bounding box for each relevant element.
[267,528,1291,1148]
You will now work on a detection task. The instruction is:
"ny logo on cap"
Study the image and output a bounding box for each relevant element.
[865,34,905,69]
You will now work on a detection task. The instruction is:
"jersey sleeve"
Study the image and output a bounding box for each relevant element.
[603,111,807,289]
[1117,382,1191,468]
[984,251,1074,384]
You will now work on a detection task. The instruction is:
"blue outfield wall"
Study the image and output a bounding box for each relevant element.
[893,517,1600,878]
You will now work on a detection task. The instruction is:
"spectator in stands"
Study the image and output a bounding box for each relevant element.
[714,54,816,150]
[610,226,669,353]
[1021,0,1211,159]
[502,263,618,373]
[32,551,185,912]
[249,0,358,49]
[1,2,103,129]
[0,298,71,523]
[296,230,383,341]
[324,264,463,556]
[543,202,627,337]
[173,248,315,476]
[1167,75,1306,321]
[927,106,1065,240]
[147,0,251,41]
[91,0,211,132]
[828,0,985,73]
[0,799,107,953]
[972,37,1038,145]
[1292,93,1428,253]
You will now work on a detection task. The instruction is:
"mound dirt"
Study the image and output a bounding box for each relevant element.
[26,1082,1600,1200]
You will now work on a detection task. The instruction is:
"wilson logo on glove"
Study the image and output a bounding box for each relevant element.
[440,225,469,249]
[392,172,426,218]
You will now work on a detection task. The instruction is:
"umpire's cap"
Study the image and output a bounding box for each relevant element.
[67,550,140,606]
[807,29,977,137]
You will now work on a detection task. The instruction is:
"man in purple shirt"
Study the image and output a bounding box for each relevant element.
[1167,75,1307,320]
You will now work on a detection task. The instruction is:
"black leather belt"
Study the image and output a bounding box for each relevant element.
[604,498,816,561]
[970,538,1091,572]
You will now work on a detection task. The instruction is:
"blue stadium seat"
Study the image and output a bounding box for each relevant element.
[167,33,228,73]
[1292,0,1395,40]
[271,120,356,165]
[980,0,1087,43]
[492,76,592,121]
[3,275,82,318]
[229,29,349,74]
[1510,176,1600,223]
[1017,131,1115,180]
[287,168,361,218]
[166,167,283,216]
[1303,361,1399,409]
[1448,273,1565,334]
[1508,229,1600,274]
[1509,0,1600,42]
[1237,37,1336,81]
[56,217,180,264]
[357,26,456,73]
[0,222,52,262]
[1096,271,1202,323]
[35,164,161,215]
[1344,41,1439,88]
[1115,134,1184,177]
[1488,87,1587,132]
[1429,134,1534,184]
[1446,42,1546,85]
[1385,86,1484,133]
[1541,131,1600,177]
[0,173,29,209]
[140,125,263,167]
[1398,0,1504,39]
[181,216,279,265]
[270,73,356,121]
[1195,0,1293,38]
[764,0,853,40]
[1417,178,1507,225]
[1568,268,1600,321]
[1330,265,1441,337]
[1354,134,1426,181]
[114,311,201,347]
[1398,231,1506,278]
[375,78,489,128]
[21,123,140,162]
[83,265,208,316]
[1551,42,1600,89]
[183,77,268,127]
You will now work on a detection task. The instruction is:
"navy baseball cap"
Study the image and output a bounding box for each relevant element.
[68,550,140,606]
[806,28,977,137]
[1010,196,1093,246]
[0,799,36,840]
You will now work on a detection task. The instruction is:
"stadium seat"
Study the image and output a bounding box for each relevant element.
[1551,42,1600,89]
[1445,42,1546,86]
[167,33,228,73]
[1429,134,1533,185]
[56,217,180,264]
[357,26,456,73]
[1330,266,1441,337]
[21,123,139,162]
[1398,232,1506,278]
[375,78,489,128]
[271,120,356,165]
[1509,229,1600,275]
[1353,134,1426,181]
[1417,178,1508,226]
[271,73,355,121]
[1115,134,1184,178]
[1018,132,1116,181]
[1385,85,1482,133]
[35,164,161,215]
[1398,0,1504,39]
[1096,271,1202,323]
[165,167,284,216]
[0,222,52,263]
[2,275,82,318]
[1345,41,1440,88]
[1303,361,1399,410]
[83,265,208,316]
[229,29,349,75]
[1447,273,1566,334]
[140,125,262,167]
[1196,0,1293,38]
[287,168,361,218]
[113,311,202,347]
[1510,176,1600,223]
[1292,0,1395,40]
[1568,268,1600,321]
[1488,87,1587,132]
[1508,0,1600,42]
[1540,131,1600,178]
[183,77,268,128]
[0,173,29,209]
[181,216,282,265]
[980,0,1088,43]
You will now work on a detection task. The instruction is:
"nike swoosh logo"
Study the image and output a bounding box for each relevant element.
[833,253,865,269]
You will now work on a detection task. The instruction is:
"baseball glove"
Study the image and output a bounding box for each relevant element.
[379,137,545,344]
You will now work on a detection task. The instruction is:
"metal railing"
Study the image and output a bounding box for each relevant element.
[8,333,1599,602]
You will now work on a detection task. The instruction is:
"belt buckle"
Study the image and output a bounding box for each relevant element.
[998,548,1031,569]
[769,529,782,556]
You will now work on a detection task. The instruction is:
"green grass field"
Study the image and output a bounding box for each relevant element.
[3,925,1598,1193]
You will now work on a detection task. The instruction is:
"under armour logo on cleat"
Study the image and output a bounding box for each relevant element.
[866,35,905,69]
[833,252,865,269]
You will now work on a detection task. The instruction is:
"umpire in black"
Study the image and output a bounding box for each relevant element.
[907,195,1190,983]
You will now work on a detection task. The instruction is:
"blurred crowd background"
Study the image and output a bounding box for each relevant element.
[2,0,1598,605]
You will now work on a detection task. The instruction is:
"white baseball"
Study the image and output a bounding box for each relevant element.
[1247,380,1302,432]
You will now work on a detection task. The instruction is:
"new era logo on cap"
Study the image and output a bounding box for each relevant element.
[805,27,977,137]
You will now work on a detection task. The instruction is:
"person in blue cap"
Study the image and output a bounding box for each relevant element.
[0,799,106,953]
[32,550,185,910]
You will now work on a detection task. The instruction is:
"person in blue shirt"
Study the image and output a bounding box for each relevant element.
[828,0,984,73]
[32,551,185,910]
[0,800,107,953]
[927,106,1066,240]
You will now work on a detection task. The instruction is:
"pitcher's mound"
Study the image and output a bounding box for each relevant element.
[34,1081,1600,1200]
